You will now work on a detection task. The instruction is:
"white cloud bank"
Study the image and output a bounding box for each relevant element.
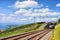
[15,0,39,8]
[15,8,59,17]
[0,8,60,23]
[0,0,60,23]
[0,13,6,16]
[56,3,60,7]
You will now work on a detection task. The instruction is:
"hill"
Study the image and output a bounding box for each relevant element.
[0,22,44,39]
[52,24,60,40]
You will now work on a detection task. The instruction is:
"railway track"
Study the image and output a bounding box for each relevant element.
[0,29,52,40]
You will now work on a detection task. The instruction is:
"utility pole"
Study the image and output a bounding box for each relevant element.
[34,16,35,24]
[34,16,37,28]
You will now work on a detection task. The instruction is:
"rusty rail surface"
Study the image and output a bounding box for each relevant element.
[0,29,52,40]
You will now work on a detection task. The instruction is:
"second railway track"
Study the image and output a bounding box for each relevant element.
[0,29,53,40]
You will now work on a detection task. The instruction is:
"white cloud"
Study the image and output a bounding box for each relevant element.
[36,18,57,22]
[0,16,12,23]
[15,9,32,14]
[28,13,40,16]
[28,17,33,19]
[46,6,48,7]
[33,8,51,13]
[26,0,32,1]
[23,13,45,17]
[15,9,26,14]
[8,6,11,8]
[34,9,38,13]
[23,8,52,17]
[15,8,59,17]
[37,4,44,8]
[0,7,60,23]
[15,0,39,8]
[9,14,16,16]
[20,18,27,21]
[56,3,60,7]
[39,8,51,13]
[0,13,6,16]
[43,12,59,16]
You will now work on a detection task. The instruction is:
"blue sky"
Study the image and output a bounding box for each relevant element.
[0,0,60,24]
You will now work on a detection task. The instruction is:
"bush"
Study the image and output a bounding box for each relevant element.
[58,19,60,24]
[54,24,60,40]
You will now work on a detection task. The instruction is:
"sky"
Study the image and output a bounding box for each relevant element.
[0,0,60,24]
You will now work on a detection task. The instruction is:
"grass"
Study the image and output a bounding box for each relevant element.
[0,22,43,39]
[53,24,60,40]
[0,28,34,38]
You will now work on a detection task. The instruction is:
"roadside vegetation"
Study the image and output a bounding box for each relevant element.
[52,19,60,40]
[53,24,60,40]
[0,22,44,39]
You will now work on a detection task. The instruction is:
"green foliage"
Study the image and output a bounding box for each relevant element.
[54,24,60,40]
[37,22,44,24]
[58,19,60,24]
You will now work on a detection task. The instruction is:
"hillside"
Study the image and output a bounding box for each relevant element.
[52,24,60,40]
[0,22,44,39]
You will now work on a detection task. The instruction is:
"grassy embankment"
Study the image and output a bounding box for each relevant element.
[52,24,60,40]
[0,22,43,38]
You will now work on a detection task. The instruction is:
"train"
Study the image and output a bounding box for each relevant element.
[49,25,55,29]
[45,22,56,29]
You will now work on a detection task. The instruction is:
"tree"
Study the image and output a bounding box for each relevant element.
[58,19,60,24]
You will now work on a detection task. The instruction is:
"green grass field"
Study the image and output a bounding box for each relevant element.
[53,24,60,40]
[0,28,34,39]
[0,22,43,39]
